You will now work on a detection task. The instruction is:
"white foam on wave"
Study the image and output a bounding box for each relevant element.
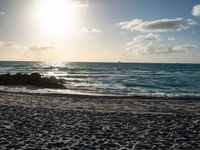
[0,85,200,100]
[0,85,110,96]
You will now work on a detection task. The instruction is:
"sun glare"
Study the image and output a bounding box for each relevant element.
[34,0,78,37]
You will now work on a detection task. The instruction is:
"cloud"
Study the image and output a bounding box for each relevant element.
[173,44,197,51]
[79,27,102,33]
[126,33,161,46]
[0,41,55,51]
[0,12,6,15]
[168,37,175,41]
[29,43,55,51]
[118,18,198,32]
[0,41,3,47]
[3,42,18,48]
[79,27,89,33]
[0,41,25,49]
[91,28,102,33]
[192,4,200,16]
[143,43,173,54]
[71,1,89,9]
[127,43,197,55]
[126,34,197,54]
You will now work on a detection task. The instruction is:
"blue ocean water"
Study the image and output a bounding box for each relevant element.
[0,61,200,98]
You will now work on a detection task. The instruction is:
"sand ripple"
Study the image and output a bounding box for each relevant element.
[0,105,200,149]
[0,92,200,149]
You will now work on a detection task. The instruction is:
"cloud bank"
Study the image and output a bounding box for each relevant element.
[126,33,197,54]
[192,4,200,16]
[29,43,55,51]
[119,18,197,32]
[128,43,197,55]
[0,41,55,51]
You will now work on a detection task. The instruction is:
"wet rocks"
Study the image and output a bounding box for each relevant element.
[0,73,64,89]
[0,74,10,85]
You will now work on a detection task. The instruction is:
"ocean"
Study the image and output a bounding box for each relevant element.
[0,61,200,99]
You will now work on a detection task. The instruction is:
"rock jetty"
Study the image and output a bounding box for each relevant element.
[0,73,64,88]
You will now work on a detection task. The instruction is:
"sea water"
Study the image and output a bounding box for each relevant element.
[0,61,200,98]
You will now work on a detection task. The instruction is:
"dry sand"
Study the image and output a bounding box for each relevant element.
[0,92,200,149]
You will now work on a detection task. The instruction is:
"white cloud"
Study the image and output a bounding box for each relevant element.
[0,41,25,49]
[29,43,55,51]
[0,41,3,47]
[192,4,200,16]
[0,12,6,15]
[144,43,173,54]
[168,37,175,41]
[127,42,197,55]
[71,1,89,9]
[0,41,56,51]
[79,27,102,33]
[3,42,18,48]
[119,18,198,32]
[174,44,197,51]
[79,27,89,33]
[126,33,161,46]
[126,34,197,54]
[91,28,102,33]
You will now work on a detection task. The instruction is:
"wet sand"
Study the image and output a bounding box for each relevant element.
[0,92,200,149]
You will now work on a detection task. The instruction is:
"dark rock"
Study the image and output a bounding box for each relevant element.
[31,73,41,78]
[30,73,41,85]
[0,73,64,89]
[0,74,10,85]
[39,76,64,88]
[21,74,31,84]
[10,73,23,85]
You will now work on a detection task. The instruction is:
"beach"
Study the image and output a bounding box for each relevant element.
[1,0,200,149]
[0,91,200,149]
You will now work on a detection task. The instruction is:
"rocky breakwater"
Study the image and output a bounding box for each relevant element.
[0,73,64,89]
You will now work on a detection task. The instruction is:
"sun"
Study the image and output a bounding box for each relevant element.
[34,0,78,37]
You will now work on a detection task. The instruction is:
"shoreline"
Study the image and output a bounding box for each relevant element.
[0,88,200,101]
[1,91,200,114]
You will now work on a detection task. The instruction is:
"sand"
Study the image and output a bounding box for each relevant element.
[0,91,200,149]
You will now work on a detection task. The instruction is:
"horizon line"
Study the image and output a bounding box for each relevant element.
[0,60,199,65]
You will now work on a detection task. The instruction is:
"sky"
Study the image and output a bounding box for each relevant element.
[0,0,200,63]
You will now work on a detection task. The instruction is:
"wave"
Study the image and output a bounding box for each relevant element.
[0,85,200,100]
[0,62,200,99]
